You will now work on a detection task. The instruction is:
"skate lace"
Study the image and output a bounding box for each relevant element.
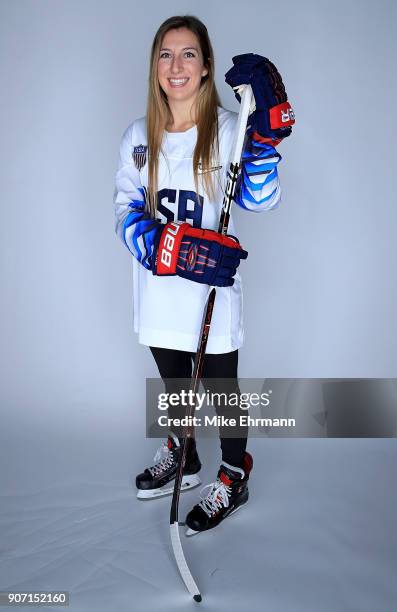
[198,478,232,518]
[148,443,175,477]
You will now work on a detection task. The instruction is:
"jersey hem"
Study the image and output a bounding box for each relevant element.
[137,328,243,355]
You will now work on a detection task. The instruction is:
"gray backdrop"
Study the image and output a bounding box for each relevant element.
[0,1,396,611]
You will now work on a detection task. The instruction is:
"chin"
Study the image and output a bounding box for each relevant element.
[167,91,195,102]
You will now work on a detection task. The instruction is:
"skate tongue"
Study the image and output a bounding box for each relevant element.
[219,453,253,481]
[167,432,180,450]
[219,460,245,482]
[218,465,245,485]
[219,471,233,486]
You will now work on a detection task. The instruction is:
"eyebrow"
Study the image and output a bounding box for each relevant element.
[160,46,198,52]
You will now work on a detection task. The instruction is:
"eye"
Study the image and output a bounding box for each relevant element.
[184,51,195,58]
[160,52,171,59]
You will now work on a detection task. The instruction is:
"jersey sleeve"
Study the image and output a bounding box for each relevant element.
[114,124,162,270]
[234,133,282,213]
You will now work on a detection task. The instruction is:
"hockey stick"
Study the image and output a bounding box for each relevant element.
[169,84,254,602]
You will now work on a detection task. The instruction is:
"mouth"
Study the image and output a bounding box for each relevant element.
[168,77,190,88]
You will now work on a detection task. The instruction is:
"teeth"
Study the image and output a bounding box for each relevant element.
[169,78,188,85]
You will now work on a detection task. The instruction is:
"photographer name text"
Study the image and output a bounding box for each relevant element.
[157,415,296,428]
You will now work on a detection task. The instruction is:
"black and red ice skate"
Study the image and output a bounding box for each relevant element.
[135,433,201,499]
[185,451,253,535]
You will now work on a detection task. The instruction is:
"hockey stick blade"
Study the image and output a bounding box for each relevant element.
[170,522,202,602]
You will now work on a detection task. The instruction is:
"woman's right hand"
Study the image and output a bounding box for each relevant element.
[152,221,248,287]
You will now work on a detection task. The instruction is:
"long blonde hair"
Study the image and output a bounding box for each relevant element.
[146,15,221,216]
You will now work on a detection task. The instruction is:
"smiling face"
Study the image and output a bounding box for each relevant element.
[157,27,208,108]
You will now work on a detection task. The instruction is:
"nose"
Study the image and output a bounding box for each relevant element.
[170,54,183,74]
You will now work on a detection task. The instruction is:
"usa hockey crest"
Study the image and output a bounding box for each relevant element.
[132,145,147,171]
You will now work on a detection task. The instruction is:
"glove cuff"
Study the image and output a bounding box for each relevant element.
[251,130,282,147]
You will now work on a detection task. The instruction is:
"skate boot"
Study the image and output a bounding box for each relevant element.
[136,433,201,500]
[185,451,253,535]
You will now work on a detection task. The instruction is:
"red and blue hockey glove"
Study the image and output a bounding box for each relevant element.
[152,222,248,287]
[225,53,295,145]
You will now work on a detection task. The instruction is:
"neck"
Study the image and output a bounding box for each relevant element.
[166,98,198,131]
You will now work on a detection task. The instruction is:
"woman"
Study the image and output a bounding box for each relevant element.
[114,15,292,535]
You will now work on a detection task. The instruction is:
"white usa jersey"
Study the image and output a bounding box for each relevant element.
[114,106,282,353]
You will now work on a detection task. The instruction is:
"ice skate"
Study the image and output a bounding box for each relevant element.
[185,451,253,535]
[136,433,201,500]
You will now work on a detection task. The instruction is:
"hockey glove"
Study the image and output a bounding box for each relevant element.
[153,221,248,287]
[225,53,295,145]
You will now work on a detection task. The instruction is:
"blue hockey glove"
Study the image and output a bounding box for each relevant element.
[225,53,295,144]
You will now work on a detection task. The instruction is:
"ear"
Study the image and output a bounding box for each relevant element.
[202,67,209,77]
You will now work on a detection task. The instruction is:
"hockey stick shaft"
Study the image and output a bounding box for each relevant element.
[169,85,254,601]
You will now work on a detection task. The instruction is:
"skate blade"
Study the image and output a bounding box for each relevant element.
[136,473,201,500]
[185,500,247,536]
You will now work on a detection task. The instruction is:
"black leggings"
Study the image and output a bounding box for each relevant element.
[149,346,248,469]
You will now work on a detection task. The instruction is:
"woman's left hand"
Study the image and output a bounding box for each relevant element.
[225,53,295,143]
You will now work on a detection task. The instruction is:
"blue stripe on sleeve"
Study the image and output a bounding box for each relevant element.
[122,197,162,268]
[233,135,282,212]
